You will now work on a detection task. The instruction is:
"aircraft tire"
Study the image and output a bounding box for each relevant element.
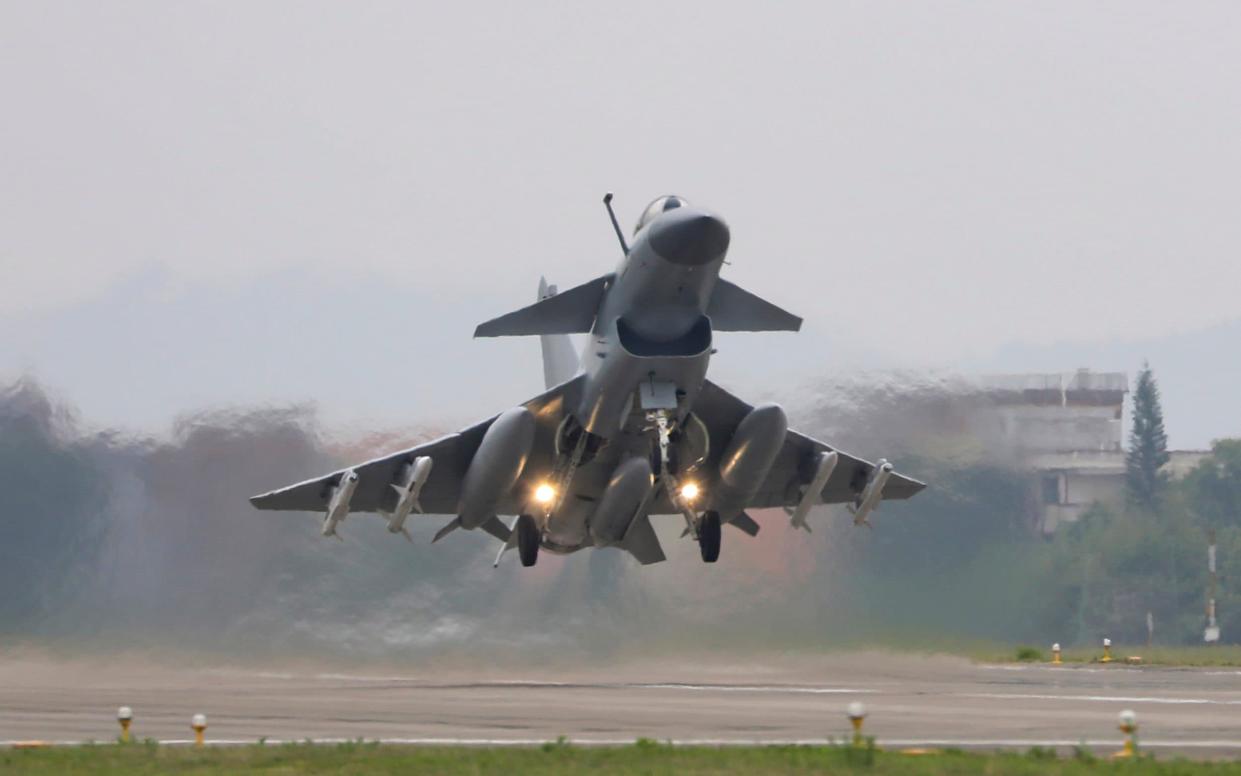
[698,511,721,563]
[517,514,540,567]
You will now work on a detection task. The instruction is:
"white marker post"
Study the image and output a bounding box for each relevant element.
[1206,530,1221,643]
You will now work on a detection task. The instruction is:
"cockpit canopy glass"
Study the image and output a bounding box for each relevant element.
[634,195,689,235]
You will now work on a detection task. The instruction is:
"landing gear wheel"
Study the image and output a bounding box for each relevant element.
[516,514,540,567]
[698,511,721,563]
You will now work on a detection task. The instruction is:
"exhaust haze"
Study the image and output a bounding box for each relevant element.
[1,375,1036,661]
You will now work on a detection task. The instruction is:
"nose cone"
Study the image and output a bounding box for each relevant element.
[649,209,730,266]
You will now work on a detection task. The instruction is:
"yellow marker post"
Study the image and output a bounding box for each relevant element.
[191,713,207,747]
[846,701,867,748]
[117,706,133,743]
[1113,709,1138,759]
[1052,643,1062,665]
[1101,637,1113,664]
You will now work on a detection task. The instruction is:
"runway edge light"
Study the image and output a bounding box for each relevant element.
[846,701,867,747]
[1113,709,1138,759]
[191,713,207,747]
[117,706,132,743]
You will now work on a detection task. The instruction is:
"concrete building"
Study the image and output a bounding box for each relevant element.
[970,369,1206,534]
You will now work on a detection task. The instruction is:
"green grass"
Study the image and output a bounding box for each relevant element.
[1015,646,1045,662]
[4,742,1241,775]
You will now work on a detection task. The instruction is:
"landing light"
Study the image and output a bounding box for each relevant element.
[534,483,556,504]
[679,482,701,501]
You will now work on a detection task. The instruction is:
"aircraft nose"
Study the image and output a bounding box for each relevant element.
[649,209,730,266]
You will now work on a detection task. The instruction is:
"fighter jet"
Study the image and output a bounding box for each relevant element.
[251,194,926,566]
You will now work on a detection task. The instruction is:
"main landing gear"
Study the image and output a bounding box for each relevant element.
[698,511,721,563]
[516,514,540,567]
[646,408,721,565]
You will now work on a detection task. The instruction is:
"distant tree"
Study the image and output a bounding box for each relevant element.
[1126,362,1170,507]
[1184,439,1241,527]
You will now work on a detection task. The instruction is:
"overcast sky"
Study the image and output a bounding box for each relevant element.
[2,2,1239,445]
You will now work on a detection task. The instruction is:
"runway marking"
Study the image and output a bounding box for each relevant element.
[638,683,874,695]
[246,672,879,696]
[963,692,1241,706]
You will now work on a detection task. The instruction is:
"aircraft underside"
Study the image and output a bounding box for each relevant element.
[249,193,926,568]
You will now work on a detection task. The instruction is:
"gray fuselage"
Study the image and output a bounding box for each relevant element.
[542,203,732,552]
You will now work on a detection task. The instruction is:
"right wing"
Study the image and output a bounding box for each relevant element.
[250,375,583,516]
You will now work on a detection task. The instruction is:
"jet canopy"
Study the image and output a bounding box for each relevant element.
[634,195,689,235]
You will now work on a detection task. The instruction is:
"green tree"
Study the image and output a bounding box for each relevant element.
[1184,439,1241,527]
[1126,362,1170,508]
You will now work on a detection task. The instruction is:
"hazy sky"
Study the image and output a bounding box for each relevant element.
[2,2,1239,444]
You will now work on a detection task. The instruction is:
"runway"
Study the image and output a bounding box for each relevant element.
[3,652,1241,754]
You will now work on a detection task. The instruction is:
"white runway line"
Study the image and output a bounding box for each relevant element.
[638,683,875,694]
[260,673,879,696]
[963,692,1241,706]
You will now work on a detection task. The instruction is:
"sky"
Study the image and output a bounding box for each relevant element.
[2,2,1239,446]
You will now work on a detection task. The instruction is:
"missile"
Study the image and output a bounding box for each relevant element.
[785,450,839,532]
[321,469,359,538]
[848,459,893,527]
[386,456,433,541]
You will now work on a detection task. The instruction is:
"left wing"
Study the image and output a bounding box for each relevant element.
[693,379,926,511]
[250,375,583,517]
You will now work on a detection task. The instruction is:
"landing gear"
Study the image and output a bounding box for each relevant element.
[516,514,540,567]
[698,511,721,563]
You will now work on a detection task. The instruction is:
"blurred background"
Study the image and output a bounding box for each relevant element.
[2,2,1240,660]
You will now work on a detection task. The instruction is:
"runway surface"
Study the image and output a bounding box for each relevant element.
[3,652,1241,754]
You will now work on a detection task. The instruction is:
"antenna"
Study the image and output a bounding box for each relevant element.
[602,192,629,256]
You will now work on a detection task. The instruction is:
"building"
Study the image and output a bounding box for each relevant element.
[970,369,1206,534]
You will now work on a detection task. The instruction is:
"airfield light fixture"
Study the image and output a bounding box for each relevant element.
[1117,709,1138,758]
[117,706,133,743]
[534,483,557,505]
[679,482,701,502]
[846,701,867,747]
[191,713,207,747]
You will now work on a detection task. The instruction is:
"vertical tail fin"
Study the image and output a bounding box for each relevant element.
[538,277,581,389]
